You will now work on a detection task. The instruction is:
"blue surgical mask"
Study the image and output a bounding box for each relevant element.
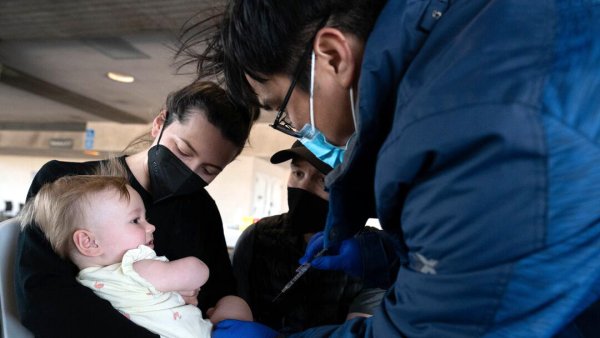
[298,52,356,169]
[299,125,346,168]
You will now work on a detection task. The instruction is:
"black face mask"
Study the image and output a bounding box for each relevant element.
[147,123,207,203]
[286,187,329,235]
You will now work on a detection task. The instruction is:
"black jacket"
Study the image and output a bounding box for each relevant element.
[15,158,236,337]
[233,214,375,334]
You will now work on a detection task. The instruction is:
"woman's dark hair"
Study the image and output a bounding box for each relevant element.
[165,81,251,152]
[177,0,385,111]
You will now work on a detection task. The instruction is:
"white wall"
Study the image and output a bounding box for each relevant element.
[0,155,88,217]
[206,155,289,247]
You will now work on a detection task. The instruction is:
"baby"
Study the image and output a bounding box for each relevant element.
[20,175,252,338]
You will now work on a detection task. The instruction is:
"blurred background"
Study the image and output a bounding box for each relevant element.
[0,0,295,247]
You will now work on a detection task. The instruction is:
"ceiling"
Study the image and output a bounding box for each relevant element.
[0,0,283,158]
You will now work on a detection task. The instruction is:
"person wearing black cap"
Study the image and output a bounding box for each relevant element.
[231,141,384,334]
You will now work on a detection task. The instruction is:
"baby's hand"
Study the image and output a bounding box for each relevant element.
[207,295,253,324]
[178,288,200,306]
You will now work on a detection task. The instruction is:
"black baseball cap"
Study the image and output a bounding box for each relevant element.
[270,140,332,175]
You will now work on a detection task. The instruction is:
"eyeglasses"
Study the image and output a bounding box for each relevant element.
[270,16,330,138]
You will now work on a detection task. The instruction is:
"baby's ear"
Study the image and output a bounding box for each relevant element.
[73,229,102,257]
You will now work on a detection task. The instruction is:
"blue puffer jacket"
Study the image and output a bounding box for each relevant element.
[297,0,600,337]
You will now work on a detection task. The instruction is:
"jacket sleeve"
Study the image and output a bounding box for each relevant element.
[16,161,159,338]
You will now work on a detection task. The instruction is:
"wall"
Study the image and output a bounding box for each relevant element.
[0,155,88,218]
[207,155,289,247]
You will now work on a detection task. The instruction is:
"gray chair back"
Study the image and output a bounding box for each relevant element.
[0,218,33,338]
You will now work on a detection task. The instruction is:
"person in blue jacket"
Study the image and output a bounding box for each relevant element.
[182,0,600,336]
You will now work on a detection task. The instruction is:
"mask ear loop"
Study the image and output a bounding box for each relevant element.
[310,51,358,137]
[309,51,317,133]
[156,110,169,148]
[349,87,357,130]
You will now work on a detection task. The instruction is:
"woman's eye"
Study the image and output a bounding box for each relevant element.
[132,218,140,224]
[202,167,219,176]
[177,147,192,157]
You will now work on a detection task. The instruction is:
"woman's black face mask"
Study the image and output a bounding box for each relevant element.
[286,187,329,235]
[147,116,207,203]
[148,144,207,203]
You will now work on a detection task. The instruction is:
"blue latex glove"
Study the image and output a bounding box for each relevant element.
[212,320,278,338]
[299,231,363,278]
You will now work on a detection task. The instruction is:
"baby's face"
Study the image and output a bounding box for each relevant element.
[86,185,155,265]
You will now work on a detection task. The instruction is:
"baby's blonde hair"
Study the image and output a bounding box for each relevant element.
[19,174,131,259]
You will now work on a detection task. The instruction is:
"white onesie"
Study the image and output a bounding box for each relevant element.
[77,245,212,338]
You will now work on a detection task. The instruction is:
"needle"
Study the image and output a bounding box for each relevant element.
[272,247,328,303]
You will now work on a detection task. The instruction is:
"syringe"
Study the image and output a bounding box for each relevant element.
[272,247,328,303]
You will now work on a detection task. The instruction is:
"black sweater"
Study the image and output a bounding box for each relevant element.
[15,158,236,337]
[232,214,369,334]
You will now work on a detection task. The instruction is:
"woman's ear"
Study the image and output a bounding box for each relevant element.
[151,109,167,138]
[313,27,359,89]
[73,229,102,257]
